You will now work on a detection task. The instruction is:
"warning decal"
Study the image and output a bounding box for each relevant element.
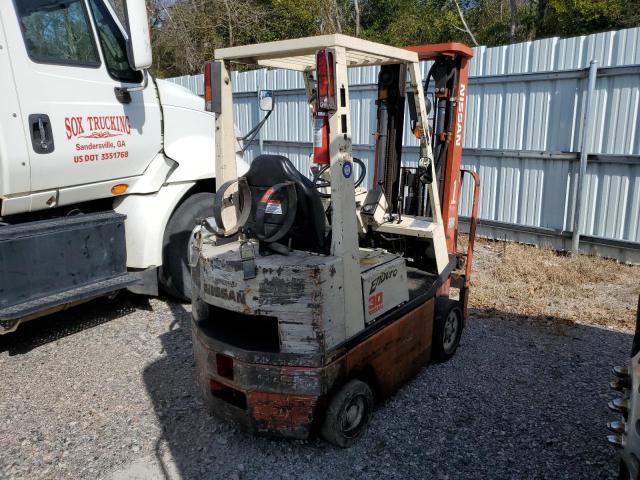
[265,199,283,215]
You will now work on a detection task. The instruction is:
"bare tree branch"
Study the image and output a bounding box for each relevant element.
[353,0,360,36]
[222,0,233,46]
[509,0,518,42]
[452,0,479,46]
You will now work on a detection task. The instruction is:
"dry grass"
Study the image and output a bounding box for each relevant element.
[466,239,640,332]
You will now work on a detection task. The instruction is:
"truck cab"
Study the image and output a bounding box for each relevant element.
[0,0,246,332]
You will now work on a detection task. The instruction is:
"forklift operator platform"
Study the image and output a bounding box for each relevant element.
[190,34,479,447]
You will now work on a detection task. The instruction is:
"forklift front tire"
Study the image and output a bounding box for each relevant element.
[433,299,464,362]
[320,379,373,448]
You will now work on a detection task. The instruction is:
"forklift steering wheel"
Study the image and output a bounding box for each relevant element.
[312,158,367,199]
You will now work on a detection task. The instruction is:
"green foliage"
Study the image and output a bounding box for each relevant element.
[466,0,639,44]
[360,0,466,45]
[541,0,627,36]
[148,0,640,77]
[261,0,323,39]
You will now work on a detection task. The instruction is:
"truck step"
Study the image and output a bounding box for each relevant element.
[0,273,137,333]
[0,211,132,334]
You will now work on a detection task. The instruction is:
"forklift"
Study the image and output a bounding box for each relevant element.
[190,35,479,447]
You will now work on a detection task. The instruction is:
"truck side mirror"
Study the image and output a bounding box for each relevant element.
[259,90,274,112]
[123,0,153,71]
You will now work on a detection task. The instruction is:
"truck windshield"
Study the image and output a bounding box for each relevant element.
[87,0,142,83]
[15,0,100,67]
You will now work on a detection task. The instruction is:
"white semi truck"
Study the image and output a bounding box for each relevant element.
[0,0,247,333]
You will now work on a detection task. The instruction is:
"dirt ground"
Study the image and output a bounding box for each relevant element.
[0,239,638,479]
[467,239,640,332]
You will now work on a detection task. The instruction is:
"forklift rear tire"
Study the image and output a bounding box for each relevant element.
[159,192,214,301]
[433,299,463,362]
[320,379,373,448]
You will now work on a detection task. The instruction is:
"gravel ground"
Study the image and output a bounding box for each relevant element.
[0,294,630,480]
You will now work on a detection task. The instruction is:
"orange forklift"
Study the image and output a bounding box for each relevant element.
[190,35,479,447]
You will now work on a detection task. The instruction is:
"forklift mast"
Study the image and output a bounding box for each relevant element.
[372,45,476,255]
[405,43,474,256]
[413,43,478,311]
[371,43,477,282]
[372,64,407,213]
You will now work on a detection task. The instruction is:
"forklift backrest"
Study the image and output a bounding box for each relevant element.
[243,155,328,253]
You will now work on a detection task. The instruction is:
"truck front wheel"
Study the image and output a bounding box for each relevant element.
[159,192,214,301]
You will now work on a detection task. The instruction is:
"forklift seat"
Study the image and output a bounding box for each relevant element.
[243,154,328,254]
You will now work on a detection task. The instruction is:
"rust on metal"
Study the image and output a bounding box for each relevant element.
[460,168,480,317]
[333,299,434,396]
[404,42,474,60]
[193,296,437,438]
[249,391,317,435]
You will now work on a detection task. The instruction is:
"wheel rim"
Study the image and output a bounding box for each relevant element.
[341,396,366,437]
[442,310,460,353]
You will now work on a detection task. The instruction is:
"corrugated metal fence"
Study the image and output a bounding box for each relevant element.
[168,27,640,262]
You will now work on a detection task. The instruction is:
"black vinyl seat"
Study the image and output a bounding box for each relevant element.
[243,154,328,254]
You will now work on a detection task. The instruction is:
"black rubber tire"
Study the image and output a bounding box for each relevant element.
[159,192,214,301]
[618,459,631,480]
[433,298,464,362]
[320,379,373,448]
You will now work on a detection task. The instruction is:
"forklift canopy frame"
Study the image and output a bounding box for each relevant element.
[214,34,420,71]
[211,34,450,338]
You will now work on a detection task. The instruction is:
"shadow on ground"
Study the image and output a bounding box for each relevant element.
[143,306,631,480]
[0,293,152,356]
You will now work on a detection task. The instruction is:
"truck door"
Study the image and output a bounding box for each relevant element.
[0,11,32,200]
[2,0,162,194]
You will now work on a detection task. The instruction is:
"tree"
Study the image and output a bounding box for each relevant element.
[149,0,271,76]
[509,0,518,42]
[541,0,625,36]
[144,0,640,77]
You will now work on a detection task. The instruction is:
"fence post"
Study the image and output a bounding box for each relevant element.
[571,60,598,255]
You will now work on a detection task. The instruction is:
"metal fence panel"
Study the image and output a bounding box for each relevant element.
[167,27,640,261]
